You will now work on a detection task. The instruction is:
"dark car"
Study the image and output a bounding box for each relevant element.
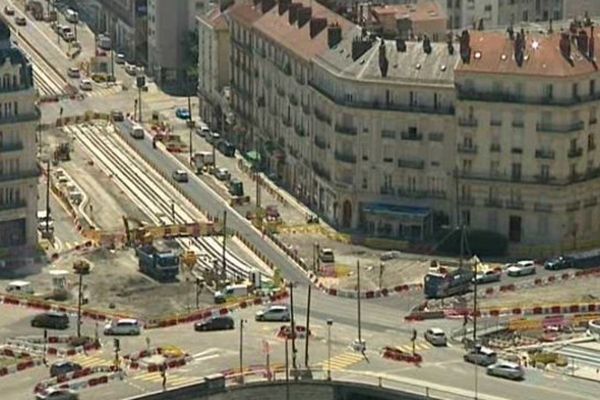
[31,312,69,329]
[110,110,124,122]
[4,6,15,15]
[544,256,575,270]
[50,361,82,378]
[194,316,234,331]
[15,16,26,26]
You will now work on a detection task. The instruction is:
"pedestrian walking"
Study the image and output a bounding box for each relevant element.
[160,366,167,390]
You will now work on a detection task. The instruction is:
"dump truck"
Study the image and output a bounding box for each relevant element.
[136,241,180,281]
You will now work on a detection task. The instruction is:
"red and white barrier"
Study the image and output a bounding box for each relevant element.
[34,366,117,393]
[0,358,43,377]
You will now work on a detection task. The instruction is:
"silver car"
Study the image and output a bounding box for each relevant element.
[424,328,447,346]
[255,305,290,322]
[486,361,525,380]
[463,346,497,366]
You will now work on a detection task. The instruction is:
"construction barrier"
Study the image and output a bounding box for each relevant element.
[276,325,310,340]
[38,370,124,395]
[34,365,117,393]
[381,347,422,364]
[0,358,43,377]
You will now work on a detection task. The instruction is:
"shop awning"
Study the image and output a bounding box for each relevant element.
[362,203,431,221]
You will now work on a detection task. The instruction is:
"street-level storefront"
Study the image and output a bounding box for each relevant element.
[360,203,433,241]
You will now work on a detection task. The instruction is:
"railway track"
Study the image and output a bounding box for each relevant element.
[66,123,257,279]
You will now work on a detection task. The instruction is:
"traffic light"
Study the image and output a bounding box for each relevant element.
[411,329,417,342]
[113,338,120,351]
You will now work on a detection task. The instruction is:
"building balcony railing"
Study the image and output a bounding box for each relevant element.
[282,116,292,127]
[397,159,425,169]
[536,121,584,133]
[568,147,584,158]
[400,132,423,141]
[0,168,40,183]
[0,199,27,212]
[505,199,525,210]
[534,202,553,212]
[314,136,327,149]
[310,84,455,115]
[484,198,503,208]
[334,124,357,136]
[490,143,501,153]
[294,124,306,137]
[512,121,525,128]
[312,162,331,181]
[0,142,24,153]
[490,119,502,127]
[381,130,396,139]
[457,144,477,154]
[457,86,600,106]
[0,107,40,125]
[566,201,581,212]
[314,108,331,125]
[334,151,356,164]
[289,93,298,106]
[428,132,444,142]
[380,187,394,195]
[397,188,446,199]
[535,149,555,159]
[584,197,598,208]
[459,197,475,206]
[302,103,310,115]
[458,117,478,127]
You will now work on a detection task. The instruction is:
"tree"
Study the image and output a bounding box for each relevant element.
[181,27,199,94]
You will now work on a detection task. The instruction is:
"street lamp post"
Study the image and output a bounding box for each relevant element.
[239,319,246,383]
[326,319,333,380]
[76,270,83,338]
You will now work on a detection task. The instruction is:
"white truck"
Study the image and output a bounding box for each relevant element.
[193,151,215,173]
[214,283,250,304]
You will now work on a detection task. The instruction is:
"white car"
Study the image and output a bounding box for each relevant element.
[255,305,290,322]
[104,318,141,335]
[79,79,92,91]
[214,167,230,181]
[486,361,525,380]
[506,260,536,277]
[36,388,79,400]
[115,53,126,64]
[463,345,497,366]
[424,328,447,346]
[172,169,189,182]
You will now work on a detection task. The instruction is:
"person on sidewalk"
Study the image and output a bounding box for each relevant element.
[160,365,167,390]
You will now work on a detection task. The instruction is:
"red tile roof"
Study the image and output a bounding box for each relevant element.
[202,8,229,30]
[228,1,262,28]
[371,1,445,23]
[456,30,599,78]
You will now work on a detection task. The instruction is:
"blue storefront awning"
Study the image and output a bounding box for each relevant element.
[362,203,431,220]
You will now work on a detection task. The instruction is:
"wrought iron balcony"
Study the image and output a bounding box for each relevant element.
[334,124,357,136]
[457,144,478,154]
[334,151,356,164]
[536,121,584,133]
[0,142,24,153]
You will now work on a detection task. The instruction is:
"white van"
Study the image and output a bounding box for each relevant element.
[104,318,141,335]
[6,280,34,295]
[65,9,79,24]
[214,283,250,304]
[319,248,335,263]
[79,79,93,91]
[130,124,144,139]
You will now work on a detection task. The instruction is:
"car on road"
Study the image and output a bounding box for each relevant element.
[67,67,80,78]
[110,110,124,122]
[194,316,234,331]
[31,312,69,330]
[214,167,230,181]
[319,248,335,263]
[463,345,497,366]
[506,260,536,277]
[50,361,82,378]
[79,79,92,91]
[486,361,525,380]
[104,318,141,335]
[206,131,221,144]
[195,123,210,137]
[255,305,291,322]
[115,53,126,64]
[474,270,501,284]
[4,6,14,15]
[424,328,447,346]
[36,388,79,400]
[175,107,191,120]
[544,255,575,270]
[380,251,402,261]
[15,15,26,26]
[6,280,34,295]
[172,169,189,182]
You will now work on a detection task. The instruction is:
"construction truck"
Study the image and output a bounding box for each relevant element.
[192,151,214,173]
[136,241,180,281]
[53,142,71,164]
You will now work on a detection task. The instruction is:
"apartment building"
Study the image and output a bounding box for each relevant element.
[197,4,231,128]
[224,0,600,249]
[369,0,447,40]
[0,22,40,257]
[77,0,148,64]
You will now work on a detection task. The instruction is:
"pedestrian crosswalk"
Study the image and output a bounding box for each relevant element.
[131,371,200,388]
[85,85,123,98]
[314,352,365,371]
[69,354,113,368]
[393,340,441,353]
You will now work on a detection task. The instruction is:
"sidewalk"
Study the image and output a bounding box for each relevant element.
[547,364,600,382]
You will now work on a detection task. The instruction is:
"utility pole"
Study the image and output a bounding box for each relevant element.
[255,169,261,208]
[304,285,311,368]
[221,210,227,284]
[113,338,120,370]
[110,23,115,82]
[76,271,83,338]
[195,277,202,309]
[326,319,333,380]
[239,319,245,383]
[289,282,297,371]
[45,158,51,235]
[356,260,362,348]
[285,338,290,400]
[188,81,194,164]
[171,201,176,223]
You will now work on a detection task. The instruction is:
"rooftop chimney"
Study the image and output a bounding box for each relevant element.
[446,31,454,55]
[297,6,311,28]
[310,17,327,38]
[507,24,514,40]
[396,37,406,52]
[327,23,342,48]
[459,30,471,63]
[289,3,301,25]
[589,26,595,60]
[352,33,374,61]
[548,18,553,34]
[560,31,572,60]
[423,35,432,54]
[577,29,589,55]
[278,0,291,15]
[514,31,525,66]
[379,41,389,78]
[261,0,275,13]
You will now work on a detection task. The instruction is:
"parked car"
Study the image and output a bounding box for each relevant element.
[486,361,525,380]
[115,53,126,64]
[67,67,80,78]
[214,167,230,181]
[463,345,497,366]
[15,15,26,26]
[31,312,69,330]
[424,328,447,346]
[103,318,141,335]
[6,280,34,295]
[172,169,189,183]
[506,260,536,277]
[380,251,402,261]
[110,110,124,122]
[206,131,221,144]
[194,316,235,331]
[50,361,82,378]
[79,79,93,91]
[36,388,79,400]
[255,305,290,322]
[175,107,191,120]
[474,270,501,284]
[544,256,575,270]
[319,248,335,263]
[195,123,210,137]
[4,6,15,15]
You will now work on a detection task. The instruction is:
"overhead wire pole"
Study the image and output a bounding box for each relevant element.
[45,157,51,235]
[221,210,227,285]
[356,260,363,350]
[289,282,297,371]
[76,271,83,338]
[304,285,311,368]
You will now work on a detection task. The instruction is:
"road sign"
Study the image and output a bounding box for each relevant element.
[262,339,271,355]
